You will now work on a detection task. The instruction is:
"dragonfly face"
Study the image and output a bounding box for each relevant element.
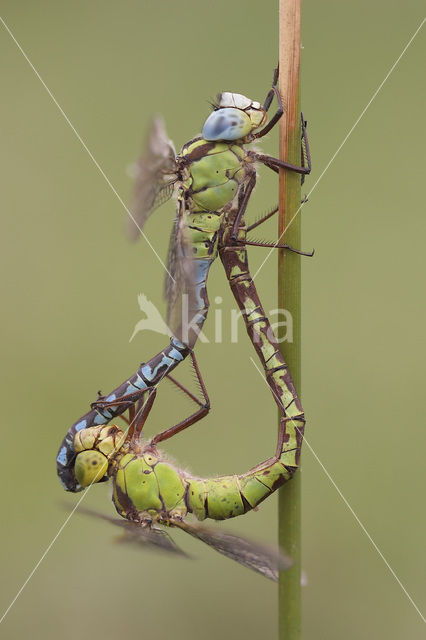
[73,424,125,487]
[202,92,267,141]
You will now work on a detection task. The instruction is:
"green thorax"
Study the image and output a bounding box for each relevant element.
[177,138,248,260]
[112,449,187,520]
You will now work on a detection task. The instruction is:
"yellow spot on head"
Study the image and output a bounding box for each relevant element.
[74,450,108,487]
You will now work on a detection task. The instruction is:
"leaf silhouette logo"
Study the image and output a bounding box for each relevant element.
[129,294,172,342]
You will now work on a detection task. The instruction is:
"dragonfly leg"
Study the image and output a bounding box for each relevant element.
[231,171,257,240]
[253,67,283,140]
[250,115,311,176]
[300,114,311,184]
[114,402,137,427]
[231,181,312,256]
[127,387,157,444]
[246,198,308,234]
[243,239,314,257]
[246,207,278,233]
[129,403,136,424]
[91,387,149,414]
[251,150,309,175]
[151,353,210,445]
[263,66,279,111]
[255,86,283,139]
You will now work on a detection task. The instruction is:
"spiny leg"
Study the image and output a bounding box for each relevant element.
[253,67,283,140]
[300,113,311,183]
[245,164,308,199]
[231,184,312,256]
[244,239,314,257]
[250,115,311,175]
[246,196,308,234]
[259,66,279,114]
[251,67,311,180]
[151,353,210,445]
[246,207,278,233]
[166,353,208,410]
[254,85,283,140]
[150,393,209,446]
[91,352,210,445]
[91,386,150,417]
[231,171,257,240]
[250,150,309,176]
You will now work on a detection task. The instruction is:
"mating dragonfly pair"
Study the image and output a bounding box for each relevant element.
[57,68,312,581]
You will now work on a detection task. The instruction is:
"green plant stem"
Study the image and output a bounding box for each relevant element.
[278,1,302,638]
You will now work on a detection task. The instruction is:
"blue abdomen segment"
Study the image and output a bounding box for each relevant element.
[56,337,190,492]
[176,258,213,348]
[190,259,212,319]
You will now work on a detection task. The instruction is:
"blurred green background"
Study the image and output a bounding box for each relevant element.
[1,1,425,638]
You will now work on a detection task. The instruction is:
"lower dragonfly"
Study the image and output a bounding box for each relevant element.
[56,66,309,491]
[68,358,299,581]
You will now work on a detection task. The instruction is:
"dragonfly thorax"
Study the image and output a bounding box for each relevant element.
[202,92,267,142]
[112,448,188,522]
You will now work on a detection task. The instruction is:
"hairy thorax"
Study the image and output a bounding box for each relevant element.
[178,137,249,213]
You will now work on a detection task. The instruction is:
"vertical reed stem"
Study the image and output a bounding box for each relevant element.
[278,1,302,638]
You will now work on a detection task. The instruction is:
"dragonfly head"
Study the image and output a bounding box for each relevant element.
[73,424,125,487]
[202,92,267,142]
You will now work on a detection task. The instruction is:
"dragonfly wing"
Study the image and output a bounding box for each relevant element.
[172,518,292,581]
[163,201,200,347]
[116,521,188,557]
[163,205,183,322]
[75,506,187,556]
[129,115,178,240]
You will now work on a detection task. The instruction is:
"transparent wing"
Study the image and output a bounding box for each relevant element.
[128,115,178,240]
[163,206,184,323]
[116,521,187,556]
[163,200,200,347]
[173,518,292,581]
[130,116,202,348]
[76,506,187,557]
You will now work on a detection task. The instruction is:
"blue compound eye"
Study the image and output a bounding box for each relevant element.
[202,108,252,141]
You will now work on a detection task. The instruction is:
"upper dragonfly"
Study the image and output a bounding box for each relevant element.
[129,67,311,348]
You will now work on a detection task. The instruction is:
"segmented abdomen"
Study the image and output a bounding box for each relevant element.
[186,462,291,521]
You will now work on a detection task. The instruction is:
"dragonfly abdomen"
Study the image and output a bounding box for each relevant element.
[186,461,291,522]
[185,211,222,260]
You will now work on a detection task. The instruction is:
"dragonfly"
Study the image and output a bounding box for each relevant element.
[57,67,309,492]
[128,66,311,349]
[68,359,296,581]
